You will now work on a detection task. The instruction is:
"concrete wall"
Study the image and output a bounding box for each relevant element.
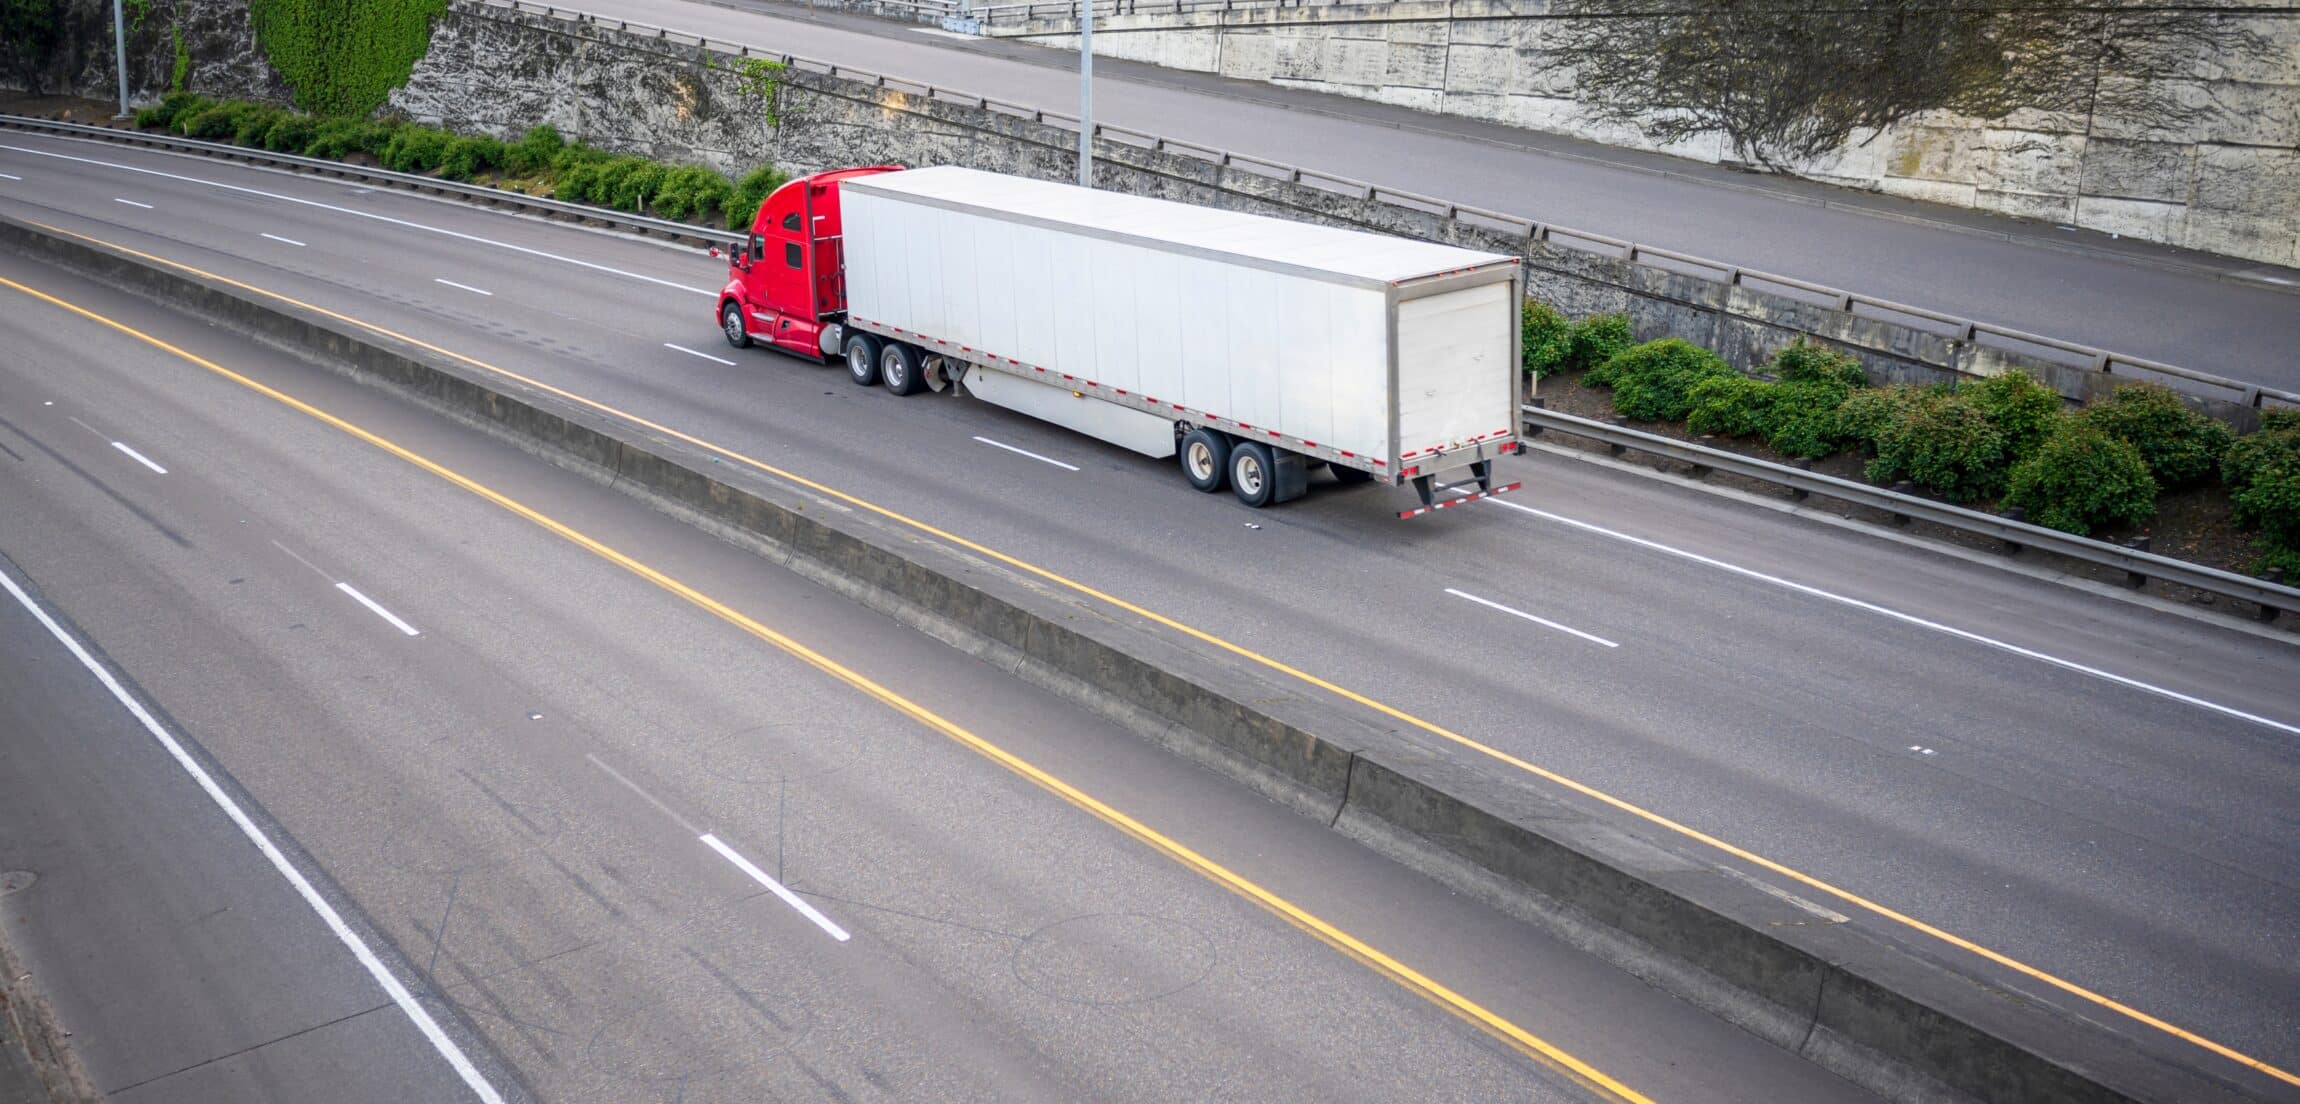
[5,0,286,105]
[1005,0,2300,268]
[386,2,2257,425]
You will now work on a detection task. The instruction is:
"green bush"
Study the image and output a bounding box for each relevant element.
[180,101,259,140]
[231,105,285,146]
[553,156,625,205]
[2076,383,2232,490]
[302,117,395,159]
[133,91,208,130]
[259,113,320,153]
[1966,369,2065,461]
[2224,411,2300,566]
[653,165,737,223]
[1833,385,1932,456]
[606,159,668,212]
[1686,375,1770,438]
[1865,389,2009,502]
[1567,314,1634,375]
[2002,422,2158,535]
[250,0,450,116]
[504,125,564,175]
[1596,339,1736,422]
[1522,301,1571,380]
[728,164,790,230]
[1768,338,1866,388]
[438,135,505,181]
[379,126,452,174]
[1762,381,1855,459]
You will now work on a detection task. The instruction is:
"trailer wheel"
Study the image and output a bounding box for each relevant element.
[1179,428,1230,493]
[721,302,751,349]
[1329,462,1374,485]
[881,343,926,396]
[845,333,883,387]
[1229,442,1276,507]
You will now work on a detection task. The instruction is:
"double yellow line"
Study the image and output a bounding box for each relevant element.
[2,265,1649,1100]
[15,218,2295,1095]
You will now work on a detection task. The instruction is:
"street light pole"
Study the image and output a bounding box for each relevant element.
[111,0,131,119]
[1077,0,1093,187]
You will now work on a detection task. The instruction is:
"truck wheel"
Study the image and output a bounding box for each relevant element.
[1229,442,1276,507]
[845,333,883,387]
[881,343,926,396]
[721,302,751,349]
[1180,428,1230,493]
[1329,462,1374,485]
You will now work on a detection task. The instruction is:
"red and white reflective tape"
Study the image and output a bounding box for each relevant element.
[1397,482,1523,520]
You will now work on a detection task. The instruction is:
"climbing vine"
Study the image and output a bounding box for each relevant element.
[248,0,448,116]
[734,56,788,127]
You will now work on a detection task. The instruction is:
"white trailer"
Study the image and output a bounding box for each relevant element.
[825,166,1524,516]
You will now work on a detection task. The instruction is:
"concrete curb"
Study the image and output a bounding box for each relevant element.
[2,215,2274,1104]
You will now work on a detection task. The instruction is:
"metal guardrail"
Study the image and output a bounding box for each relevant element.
[1521,404,2298,622]
[9,0,2293,417]
[0,114,745,249]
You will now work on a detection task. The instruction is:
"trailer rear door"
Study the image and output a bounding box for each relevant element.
[1394,280,1514,459]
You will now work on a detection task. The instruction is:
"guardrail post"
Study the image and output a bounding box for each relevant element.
[1523,397,1545,437]
[2262,567,2287,623]
[1607,417,1628,457]
[2123,536,2150,587]
[1889,482,1914,525]
[1999,507,2025,553]
[1788,458,1810,501]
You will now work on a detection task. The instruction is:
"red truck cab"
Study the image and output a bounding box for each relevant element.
[717,165,901,359]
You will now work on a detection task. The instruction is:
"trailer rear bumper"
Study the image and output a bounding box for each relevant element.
[1396,455,1521,519]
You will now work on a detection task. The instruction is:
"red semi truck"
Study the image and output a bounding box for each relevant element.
[715,165,1525,516]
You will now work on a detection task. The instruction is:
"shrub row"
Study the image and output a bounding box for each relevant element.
[130,94,782,231]
[1554,304,2289,562]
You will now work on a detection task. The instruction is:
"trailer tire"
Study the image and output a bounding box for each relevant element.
[1329,462,1375,485]
[721,302,751,349]
[881,343,926,396]
[1179,428,1230,493]
[1229,442,1276,507]
[844,333,883,387]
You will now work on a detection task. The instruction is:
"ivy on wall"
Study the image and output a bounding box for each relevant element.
[248,0,448,116]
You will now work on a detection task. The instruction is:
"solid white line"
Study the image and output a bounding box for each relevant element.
[0,172,22,181]
[663,342,736,367]
[1445,587,1619,648]
[335,582,421,636]
[110,441,167,474]
[1481,495,2300,737]
[699,833,851,943]
[433,278,492,297]
[972,436,1079,471]
[0,142,717,296]
[0,568,505,1104]
[260,232,307,247]
[112,197,153,209]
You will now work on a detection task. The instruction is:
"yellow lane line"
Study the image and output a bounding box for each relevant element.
[2,273,1652,1104]
[29,222,2296,1090]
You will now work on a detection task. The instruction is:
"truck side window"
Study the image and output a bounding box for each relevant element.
[748,234,764,262]
[785,242,804,269]
[782,213,802,232]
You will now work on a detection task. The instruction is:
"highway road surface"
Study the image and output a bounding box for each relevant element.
[576,0,2300,388]
[2,129,2297,1097]
[0,255,1873,1102]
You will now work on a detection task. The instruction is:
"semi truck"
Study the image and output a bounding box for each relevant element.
[714,165,1524,517]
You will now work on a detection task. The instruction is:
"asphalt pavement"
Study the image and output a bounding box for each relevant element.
[1,132,2296,1094]
[578,0,2300,387]
[0,254,1878,1101]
